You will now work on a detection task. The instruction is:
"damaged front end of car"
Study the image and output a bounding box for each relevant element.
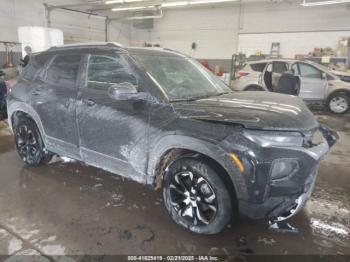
[221,123,338,223]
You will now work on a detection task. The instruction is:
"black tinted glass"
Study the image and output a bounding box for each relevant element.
[87,54,137,90]
[250,63,267,72]
[46,55,81,88]
[273,62,288,74]
[21,54,48,81]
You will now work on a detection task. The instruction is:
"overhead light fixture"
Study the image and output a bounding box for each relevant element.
[301,0,350,6]
[161,0,237,7]
[111,0,237,11]
[112,6,149,11]
[161,1,189,7]
[189,0,237,4]
[106,0,144,4]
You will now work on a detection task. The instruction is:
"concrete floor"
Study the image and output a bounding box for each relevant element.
[0,112,349,261]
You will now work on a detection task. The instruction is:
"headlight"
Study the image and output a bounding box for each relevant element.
[270,159,299,180]
[243,130,303,147]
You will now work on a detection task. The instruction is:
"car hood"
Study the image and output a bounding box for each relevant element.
[329,79,350,88]
[332,70,350,77]
[172,92,318,131]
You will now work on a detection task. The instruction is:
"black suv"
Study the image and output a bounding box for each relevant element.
[7,43,338,234]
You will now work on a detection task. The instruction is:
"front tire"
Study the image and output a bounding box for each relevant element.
[328,93,349,114]
[163,157,232,235]
[14,118,52,166]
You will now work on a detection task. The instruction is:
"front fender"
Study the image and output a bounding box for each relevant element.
[146,134,246,199]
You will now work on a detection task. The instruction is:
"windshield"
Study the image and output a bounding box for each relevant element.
[132,53,231,101]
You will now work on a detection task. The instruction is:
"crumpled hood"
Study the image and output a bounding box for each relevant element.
[172,92,319,131]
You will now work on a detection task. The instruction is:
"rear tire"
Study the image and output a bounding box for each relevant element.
[14,118,52,166]
[163,156,232,235]
[328,92,349,114]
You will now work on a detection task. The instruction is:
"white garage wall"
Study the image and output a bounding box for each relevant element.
[130,6,241,59]
[130,1,350,59]
[0,0,130,52]
[238,31,350,58]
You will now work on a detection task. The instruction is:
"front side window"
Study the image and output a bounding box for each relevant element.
[45,55,81,88]
[132,54,230,101]
[299,63,322,79]
[86,54,137,91]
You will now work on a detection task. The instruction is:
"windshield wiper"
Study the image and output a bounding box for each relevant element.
[171,94,216,102]
[170,92,231,102]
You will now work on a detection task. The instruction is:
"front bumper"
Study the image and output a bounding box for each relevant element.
[224,124,338,220]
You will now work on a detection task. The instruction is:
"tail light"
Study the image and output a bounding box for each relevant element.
[238,71,249,78]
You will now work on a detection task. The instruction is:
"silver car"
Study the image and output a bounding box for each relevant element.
[233,59,350,114]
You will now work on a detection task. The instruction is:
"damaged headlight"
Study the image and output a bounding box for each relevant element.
[270,159,299,180]
[243,130,303,147]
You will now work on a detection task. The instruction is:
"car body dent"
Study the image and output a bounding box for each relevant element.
[172,92,318,131]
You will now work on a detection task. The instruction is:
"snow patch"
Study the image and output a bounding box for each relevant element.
[8,238,23,254]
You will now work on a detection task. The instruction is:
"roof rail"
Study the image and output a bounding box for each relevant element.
[47,42,123,51]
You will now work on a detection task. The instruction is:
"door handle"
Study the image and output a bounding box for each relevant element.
[84,98,96,106]
[32,89,41,96]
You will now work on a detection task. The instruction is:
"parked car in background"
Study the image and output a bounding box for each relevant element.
[0,67,17,120]
[0,70,8,120]
[7,43,338,234]
[233,59,350,114]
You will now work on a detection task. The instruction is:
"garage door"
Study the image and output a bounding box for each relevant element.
[49,9,106,44]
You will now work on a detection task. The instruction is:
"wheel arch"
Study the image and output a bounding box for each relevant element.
[327,89,350,101]
[147,135,238,205]
[8,102,46,141]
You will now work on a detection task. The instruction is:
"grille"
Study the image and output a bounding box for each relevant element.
[303,129,324,148]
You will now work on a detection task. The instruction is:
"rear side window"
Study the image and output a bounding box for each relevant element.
[45,55,81,88]
[273,62,288,74]
[250,63,267,72]
[86,54,137,91]
[21,54,48,81]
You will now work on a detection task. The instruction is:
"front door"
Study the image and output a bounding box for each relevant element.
[76,53,150,182]
[296,62,327,100]
[33,54,82,158]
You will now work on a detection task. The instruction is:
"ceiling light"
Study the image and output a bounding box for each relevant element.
[161,1,189,7]
[189,0,237,4]
[106,0,144,4]
[112,6,149,11]
[301,0,350,6]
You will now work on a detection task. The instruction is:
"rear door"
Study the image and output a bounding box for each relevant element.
[33,53,82,158]
[296,62,327,100]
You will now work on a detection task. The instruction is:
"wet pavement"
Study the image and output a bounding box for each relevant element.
[0,112,349,260]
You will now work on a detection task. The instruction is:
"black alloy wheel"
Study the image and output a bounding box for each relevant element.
[163,156,232,235]
[14,118,52,166]
[169,170,218,226]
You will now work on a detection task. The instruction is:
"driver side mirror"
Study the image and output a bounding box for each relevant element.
[321,72,327,80]
[108,82,138,100]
